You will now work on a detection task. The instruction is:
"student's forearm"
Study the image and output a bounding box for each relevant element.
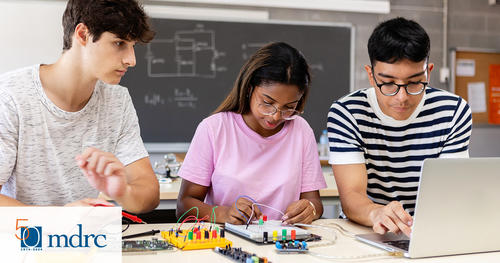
[116,183,159,214]
[177,196,230,223]
[0,194,28,206]
[341,191,382,226]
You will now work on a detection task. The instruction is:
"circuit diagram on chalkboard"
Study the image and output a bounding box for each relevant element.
[144,88,198,109]
[145,24,226,78]
[121,17,353,143]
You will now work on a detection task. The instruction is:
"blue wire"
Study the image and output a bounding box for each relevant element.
[234,195,262,222]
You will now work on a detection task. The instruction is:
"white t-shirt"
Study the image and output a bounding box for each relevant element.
[0,65,148,205]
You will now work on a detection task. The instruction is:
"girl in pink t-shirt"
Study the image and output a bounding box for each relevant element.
[177,42,327,225]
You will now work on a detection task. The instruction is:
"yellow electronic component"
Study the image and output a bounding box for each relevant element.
[162,228,232,251]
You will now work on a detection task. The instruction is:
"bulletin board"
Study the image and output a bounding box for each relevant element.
[451,48,500,124]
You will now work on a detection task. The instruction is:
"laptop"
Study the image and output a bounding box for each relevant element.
[356,157,500,258]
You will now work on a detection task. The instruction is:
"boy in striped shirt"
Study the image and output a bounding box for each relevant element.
[327,17,472,237]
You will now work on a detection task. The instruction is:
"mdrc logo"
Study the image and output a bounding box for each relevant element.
[20,226,42,251]
[16,218,108,251]
[16,219,42,251]
[48,224,107,248]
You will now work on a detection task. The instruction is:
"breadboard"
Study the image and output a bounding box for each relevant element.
[225,220,310,243]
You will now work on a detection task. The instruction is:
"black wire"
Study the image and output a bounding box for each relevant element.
[122,218,132,233]
[123,230,160,240]
[122,223,130,233]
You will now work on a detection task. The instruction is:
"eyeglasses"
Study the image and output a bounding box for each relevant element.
[257,103,303,120]
[371,67,428,96]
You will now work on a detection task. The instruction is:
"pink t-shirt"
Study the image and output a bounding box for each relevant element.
[179,111,326,220]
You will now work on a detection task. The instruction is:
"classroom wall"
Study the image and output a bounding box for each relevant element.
[0,1,65,74]
[1,0,499,157]
[448,0,500,49]
[142,0,500,158]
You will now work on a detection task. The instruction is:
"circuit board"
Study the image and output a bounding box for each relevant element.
[225,220,311,243]
[275,240,309,253]
[214,245,270,263]
[161,227,232,250]
[122,238,173,252]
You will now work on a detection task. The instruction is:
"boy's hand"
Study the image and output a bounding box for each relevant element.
[76,147,129,199]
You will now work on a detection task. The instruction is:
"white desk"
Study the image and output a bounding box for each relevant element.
[123,219,500,262]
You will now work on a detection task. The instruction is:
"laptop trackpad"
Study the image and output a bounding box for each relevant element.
[356,232,409,252]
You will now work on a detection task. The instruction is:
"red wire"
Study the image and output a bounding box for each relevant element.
[178,215,210,231]
[191,215,209,230]
[122,211,144,223]
[178,215,199,230]
[92,204,145,224]
[181,215,198,224]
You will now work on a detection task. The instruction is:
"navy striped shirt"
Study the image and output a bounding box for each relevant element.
[327,87,472,215]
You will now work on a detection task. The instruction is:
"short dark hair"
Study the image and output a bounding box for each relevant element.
[62,0,155,51]
[368,17,430,65]
[213,42,311,115]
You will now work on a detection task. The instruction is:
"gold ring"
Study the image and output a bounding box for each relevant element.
[308,200,317,216]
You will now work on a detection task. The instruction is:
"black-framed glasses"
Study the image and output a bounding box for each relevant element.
[371,67,428,96]
[257,103,303,120]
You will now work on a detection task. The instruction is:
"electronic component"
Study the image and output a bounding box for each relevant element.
[93,204,146,224]
[122,238,173,252]
[275,240,308,253]
[225,220,311,243]
[121,211,146,224]
[214,245,270,263]
[123,229,160,240]
[161,227,232,250]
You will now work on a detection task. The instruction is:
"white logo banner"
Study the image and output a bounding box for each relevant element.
[0,207,122,263]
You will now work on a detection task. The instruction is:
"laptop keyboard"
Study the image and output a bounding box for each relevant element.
[384,240,409,251]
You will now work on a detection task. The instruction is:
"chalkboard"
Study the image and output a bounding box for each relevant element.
[121,17,353,150]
